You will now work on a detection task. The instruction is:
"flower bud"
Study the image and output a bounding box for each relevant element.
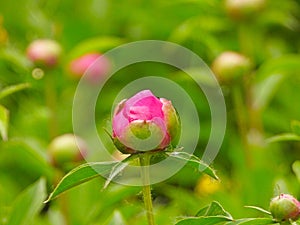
[48,134,87,168]
[26,39,62,67]
[225,0,266,20]
[270,194,300,221]
[112,90,180,154]
[211,51,252,83]
[68,53,110,83]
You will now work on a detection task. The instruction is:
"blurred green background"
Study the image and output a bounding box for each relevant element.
[1,0,300,224]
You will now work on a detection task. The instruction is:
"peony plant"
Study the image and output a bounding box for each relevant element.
[45,90,217,225]
[110,90,180,225]
[112,89,180,154]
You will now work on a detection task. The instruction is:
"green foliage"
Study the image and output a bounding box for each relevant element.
[195,201,232,218]
[5,178,46,225]
[266,120,300,143]
[0,104,8,140]
[104,211,127,225]
[1,0,300,224]
[0,83,30,100]
[166,151,218,180]
[47,151,217,202]
[45,162,118,201]
[176,202,276,225]
[291,121,300,136]
[0,83,30,140]
[176,216,232,225]
[244,206,271,216]
[66,36,125,60]
[292,161,300,183]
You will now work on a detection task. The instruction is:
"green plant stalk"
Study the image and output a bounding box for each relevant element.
[232,84,252,168]
[46,71,69,224]
[44,70,58,139]
[53,169,71,225]
[139,153,156,225]
[238,22,256,58]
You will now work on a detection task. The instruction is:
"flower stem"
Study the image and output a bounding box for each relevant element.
[139,153,155,225]
[232,84,252,168]
[44,70,58,139]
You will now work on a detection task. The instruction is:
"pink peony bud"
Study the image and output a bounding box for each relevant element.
[68,53,110,83]
[26,39,62,67]
[48,134,87,168]
[112,90,180,154]
[270,194,300,222]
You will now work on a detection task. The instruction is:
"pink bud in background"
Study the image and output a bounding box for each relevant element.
[26,39,62,67]
[112,90,180,154]
[68,53,110,83]
[270,194,300,222]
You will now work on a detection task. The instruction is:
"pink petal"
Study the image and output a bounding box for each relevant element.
[112,90,171,150]
[125,90,154,106]
[112,106,129,138]
[123,90,164,121]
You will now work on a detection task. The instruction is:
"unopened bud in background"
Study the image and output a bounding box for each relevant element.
[225,0,266,20]
[269,194,300,222]
[48,134,87,168]
[26,39,62,68]
[211,51,252,83]
[68,53,110,83]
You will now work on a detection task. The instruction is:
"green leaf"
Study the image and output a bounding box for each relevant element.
[171,68,218,87]
[169,16,226,54]
[0,48,32,73]
[291,120,300,136]
[67,36,125,60]
[266,133,300,143]
[196,201,233,219]
[6,178,46,225]
[225,218,275,225]
[0,105,9,141]
[45,161,119,202]
[167,151,218,180]
[175,216,232,225]
[256,55,300,81]
[0,138,53,179]
[104,159,130,189]
[253,54,300,112]
[252,74,285,112]
[259,9,298,30]
[292,161,300,183]
[149,151,169,164]
[0,83,31,100]
[104,210,127,225]
[244,206,272,215]
[84,185,140,224]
